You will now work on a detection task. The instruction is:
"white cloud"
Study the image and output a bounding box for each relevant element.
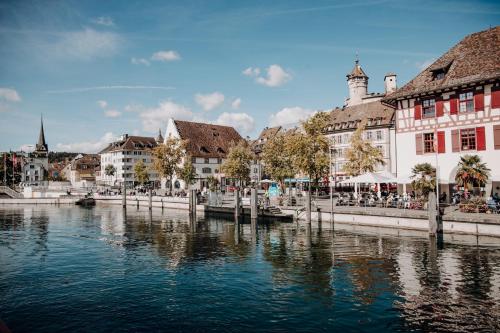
[91,16,115,27]
[151,50,181,62]
[52,28,121,60]
[104,109,121,118]
[46,85,175,94]
[55,132,116,153]
[256,64,292,87]
[269,107,314,127]
[216,112,255,135]
[139,100,193,132]
[131,57,150,66]
[416,58,435,71]
[231,98,242,109]
[195,92,225,111]
[242,67,260,77]
[18,144,35,153]
[0,88,21,102]
[97,100,107,108]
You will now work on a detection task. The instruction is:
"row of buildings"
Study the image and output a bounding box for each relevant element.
[8,26,499,199]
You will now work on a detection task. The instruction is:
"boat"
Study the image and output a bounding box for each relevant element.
[75,197,96,206]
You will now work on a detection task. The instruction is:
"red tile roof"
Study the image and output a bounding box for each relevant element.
[99,135,157,154]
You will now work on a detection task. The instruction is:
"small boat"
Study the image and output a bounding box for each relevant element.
[76,197,96,206]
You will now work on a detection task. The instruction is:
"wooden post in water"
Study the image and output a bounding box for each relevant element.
[148,188,153,210]
[122,183,127,208]
[234,190,240,221]
[428,192,442,235]
[190,189,197,219]
[136,198,139,209]
[305,190,311,224]
[250,188,258,220]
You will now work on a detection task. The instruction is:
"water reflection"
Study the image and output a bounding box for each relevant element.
[0,206,499,332]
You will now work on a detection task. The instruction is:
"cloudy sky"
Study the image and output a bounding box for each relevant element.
[0,0,498,152]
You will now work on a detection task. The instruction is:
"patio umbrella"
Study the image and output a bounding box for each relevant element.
[339,172,394,198]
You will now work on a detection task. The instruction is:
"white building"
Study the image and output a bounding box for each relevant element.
[164,118,243,190]
[62,154,100,189]
[98,134,160,187]
[250,126,283,182]
[384,26,500,199]
[22,118,49,185]
[324,60,397,184]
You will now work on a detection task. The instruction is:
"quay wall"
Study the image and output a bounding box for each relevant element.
[0,197,81,205]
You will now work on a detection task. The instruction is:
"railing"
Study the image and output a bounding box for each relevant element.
[0,186,24,199]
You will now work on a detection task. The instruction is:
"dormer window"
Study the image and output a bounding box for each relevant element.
[200,146,210,153]
[216,147,225,154]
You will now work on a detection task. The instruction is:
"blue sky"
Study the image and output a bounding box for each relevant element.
[0,0,498,152]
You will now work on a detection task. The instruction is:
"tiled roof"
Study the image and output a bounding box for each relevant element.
[385,26,500,101]
[174,120,243,158]
[70,154,100,170]
[326,100,395,132]
[251,126,282,152]
[99,135,157,154]
[347,60,368,79]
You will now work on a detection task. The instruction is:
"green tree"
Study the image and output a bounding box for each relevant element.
[221,140,254,188]
[286,112,330,189]
[206,175,219,192]
[151,137,186,193]
[105,164,116,185]
[342,120,385,176]
[133,159,149,185]
[455,154,490,193]
[411,163,436,197]
[261,132,295,191]
[179,156,197,189]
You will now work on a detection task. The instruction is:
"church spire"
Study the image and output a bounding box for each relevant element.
[36,115,48,152]
[156,128,164,144]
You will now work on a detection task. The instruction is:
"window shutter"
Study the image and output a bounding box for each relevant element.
[476,126,486,150]
[451,129,460,152]
[474,91,484,112]
[494,125,500,150]
[436,99,444,117]
[415,133,423,155]
[414,100,422,120]
[437,131,445,153]
[492,88,500,109]
[449,95,458,115]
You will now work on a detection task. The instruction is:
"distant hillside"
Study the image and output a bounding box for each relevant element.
[48,152,81,163]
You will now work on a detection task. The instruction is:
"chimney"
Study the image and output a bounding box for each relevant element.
[384,73,397,94]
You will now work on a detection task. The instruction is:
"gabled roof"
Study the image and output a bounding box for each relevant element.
[326,100,395,132]
[174,120,243,158]
[385,26,500,101]
[251,126,282,152]
[99,135,157,154]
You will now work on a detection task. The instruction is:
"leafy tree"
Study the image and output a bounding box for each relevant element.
[411,163,436,197]
[151,137,186,193]
[286,112,330,189]
[342,120,385,176]
[179,156,197,189]
[206,175,219,192]
[221,140,254,188]
[104,164,116,185]
[261,132,295,191]
[133,159,149,185]
[455,154,490,193]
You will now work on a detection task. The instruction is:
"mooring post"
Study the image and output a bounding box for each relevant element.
[235,190,240,221]
[305,191,311,224]
[190,189,197,219]
[136,198,139,209]
[122,183,127,208]
[148,188,153,210]
[428,192,442,235]
[250,188,258,220]
[161,198,163,210]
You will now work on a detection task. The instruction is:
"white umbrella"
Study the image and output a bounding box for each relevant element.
[339,172,394,198]
[259,179,274,183]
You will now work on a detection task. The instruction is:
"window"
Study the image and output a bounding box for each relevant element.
[217,158,222,164]
[253,168,258,173]
[337,135,342,144]
[204,158,209,164]
[365,131,372,140]
[202,167,211,174]
[376,130,382,140]
[191,156,196,163]
[459,91,474,113]
[460,128,476,151]
[424,133,435,153]
[422,99,436,118]
[376,145,383,154]
[343,134,349,142]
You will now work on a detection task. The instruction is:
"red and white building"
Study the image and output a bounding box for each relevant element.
[384,27,500,198]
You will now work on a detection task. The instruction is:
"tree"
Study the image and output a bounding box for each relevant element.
[206,175,219,192]
[221,140,254,188]
[286,112,330,189]
[342,120,385,176]
[151,137,186,193]
[411,163,436,197]
[455,154,490,193]
[261,132,295,191]
[133,159,149,185]
[105,164,116,185]
[179,156,197,189]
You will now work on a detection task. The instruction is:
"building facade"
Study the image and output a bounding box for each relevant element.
[324,60,397,184]
[22,118,49,184]
[164,118,243,190]
[98,134,160,187]
[62,154,100,188]
[250,126,283,182]
[384,27,500,198]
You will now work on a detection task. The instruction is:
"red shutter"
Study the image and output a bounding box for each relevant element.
[436,99,444,117]
[437,131,445,153]
[449,96,458,115]
[414,100,422,120]
[474,91,484,112]
[415,133,423,155]
[494,125,500,150]
[476,126,486,150]
[492,88,500,109]
[451,129,460,152]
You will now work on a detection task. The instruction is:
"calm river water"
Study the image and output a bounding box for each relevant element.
[1,205,499,332]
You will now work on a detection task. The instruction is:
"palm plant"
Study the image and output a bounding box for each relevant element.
[105,164,116,185]
[455,155,490,193]
[411,163,436,197]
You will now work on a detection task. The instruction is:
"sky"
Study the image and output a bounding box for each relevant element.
[0,0,498,153]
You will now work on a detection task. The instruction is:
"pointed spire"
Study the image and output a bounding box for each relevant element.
[36,115,48,152]
[156,128,164,144]
[347,55,368,79]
